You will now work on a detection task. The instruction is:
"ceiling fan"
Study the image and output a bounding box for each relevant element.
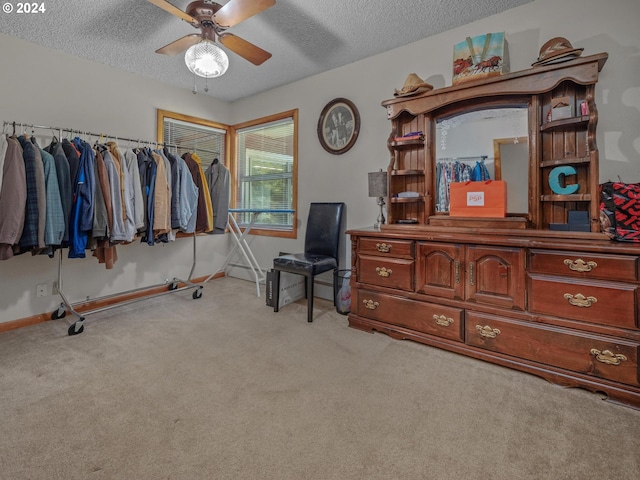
[148,0,275,77]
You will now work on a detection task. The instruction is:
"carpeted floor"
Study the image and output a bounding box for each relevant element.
[0,276,639,479]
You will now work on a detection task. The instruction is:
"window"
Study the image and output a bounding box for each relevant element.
[233,110,298,238]
[157,108,298,239]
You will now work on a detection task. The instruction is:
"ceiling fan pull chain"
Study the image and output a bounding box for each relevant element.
[192,71,197,95]
[205,77,209,93]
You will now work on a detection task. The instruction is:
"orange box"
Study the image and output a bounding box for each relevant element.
[449,180,507,217]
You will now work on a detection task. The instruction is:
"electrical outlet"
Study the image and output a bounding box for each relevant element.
[36,284,47,297]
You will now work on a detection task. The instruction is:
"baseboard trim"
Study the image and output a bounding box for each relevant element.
[0,273,224,334]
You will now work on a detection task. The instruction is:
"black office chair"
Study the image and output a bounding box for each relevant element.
[273,202,345,322]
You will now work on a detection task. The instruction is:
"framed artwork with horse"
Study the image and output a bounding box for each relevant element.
[453,32,509,85]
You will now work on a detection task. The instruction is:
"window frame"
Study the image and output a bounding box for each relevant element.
[230,109,298,239]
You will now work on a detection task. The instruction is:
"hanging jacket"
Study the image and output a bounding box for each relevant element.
[137,148,157,245]
[61,138,80,186]
[32,140,65,249]
[182,153,208,234]
[0,134,7,192]
[0,136,26,260]
[68,137,95,258]
[204,160,230,234]
[151,150,170,240]
[45,139,73,244]
[92,148,112,240]
[164,148,182,230]
[107,141,136,242]
[123,149,145,232]
[191,152,213,232]
[98,145,127,242]
[17,135,44,252]
[177,156,198,233]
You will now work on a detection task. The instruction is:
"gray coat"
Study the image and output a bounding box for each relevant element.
[205,161,230,234]
[0,136,27,260]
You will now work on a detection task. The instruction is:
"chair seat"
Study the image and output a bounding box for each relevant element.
[273,253,337,275]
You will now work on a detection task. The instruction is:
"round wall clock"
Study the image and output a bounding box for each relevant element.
[317,98,360,155]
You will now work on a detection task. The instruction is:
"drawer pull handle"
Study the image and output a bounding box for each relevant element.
[434,314,454,327]
[563,293,598,308]
[363,299,379,310]
[476,325,501,339]
[564,258,598,273]
[376,267,392,277]
[376,243,392,253]
[454,260,460,284]
[469,262,475,286]
[590,349,628,366]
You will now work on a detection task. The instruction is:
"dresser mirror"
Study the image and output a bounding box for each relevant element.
[434,106,528,214]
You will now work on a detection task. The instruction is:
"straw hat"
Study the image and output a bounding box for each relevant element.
[394,73,433,97]
[532,37,583,66]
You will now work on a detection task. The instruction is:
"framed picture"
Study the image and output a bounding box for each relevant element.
[317,98,360,155]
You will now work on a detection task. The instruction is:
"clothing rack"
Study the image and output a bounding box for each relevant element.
[437,155,490,162]
[4,120,175,149]
[3,120,205,336]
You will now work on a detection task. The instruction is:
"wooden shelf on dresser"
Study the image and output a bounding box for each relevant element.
[347,226,640,409]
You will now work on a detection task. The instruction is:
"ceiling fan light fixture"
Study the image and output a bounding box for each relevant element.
[185,39,229,78]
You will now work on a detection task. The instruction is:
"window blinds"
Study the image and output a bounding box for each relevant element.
[162,117,226,166]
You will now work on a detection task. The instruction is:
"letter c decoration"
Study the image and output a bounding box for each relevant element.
[549,166,579,195]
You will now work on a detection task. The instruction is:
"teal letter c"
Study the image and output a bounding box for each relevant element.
[549,166,579,194]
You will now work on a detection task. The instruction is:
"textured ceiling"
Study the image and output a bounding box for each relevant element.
[0,0,532,102]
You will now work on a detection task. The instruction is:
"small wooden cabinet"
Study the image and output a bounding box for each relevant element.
[348,52,640,409]
[415,243,525,309]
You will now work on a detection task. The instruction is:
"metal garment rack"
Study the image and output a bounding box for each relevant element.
[3,120,205,336]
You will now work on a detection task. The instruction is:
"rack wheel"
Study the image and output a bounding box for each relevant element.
[51,305,66,320]
[192,288,203,300]
[169,282,179,291]
[68,319,85,336]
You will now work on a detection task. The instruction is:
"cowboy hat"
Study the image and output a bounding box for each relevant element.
[532,37,584,66]
[394,73,433,97]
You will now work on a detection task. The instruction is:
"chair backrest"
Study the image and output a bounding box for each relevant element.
[304,202,345,259]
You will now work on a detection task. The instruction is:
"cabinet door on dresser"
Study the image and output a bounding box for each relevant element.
[466,245,526,310]
[416,242,464,300]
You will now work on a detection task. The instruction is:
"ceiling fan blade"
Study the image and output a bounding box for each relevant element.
[214,0,275,28]
[147,0,196,25]
[219,33,272,65]
[156,34,202,56]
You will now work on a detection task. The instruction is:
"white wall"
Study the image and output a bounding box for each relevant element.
[228,0,640,292]
[0,33,233,323]
[1,0,639,323]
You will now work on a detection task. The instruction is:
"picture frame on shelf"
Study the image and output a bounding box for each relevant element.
[317,98,360,155]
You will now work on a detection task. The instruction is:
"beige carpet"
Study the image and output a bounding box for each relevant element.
[1,276,639,480]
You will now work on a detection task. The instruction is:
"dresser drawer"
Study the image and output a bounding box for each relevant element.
[356,289,464,342]
[528,274,639,329]
[466,311,639,386]
[358,238,414,259]
[528,249,639,282]
[359,254,414,291]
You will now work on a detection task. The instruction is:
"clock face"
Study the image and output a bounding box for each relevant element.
[317,98,360,155]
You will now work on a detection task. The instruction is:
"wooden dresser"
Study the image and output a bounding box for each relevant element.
[347,52,640,409]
